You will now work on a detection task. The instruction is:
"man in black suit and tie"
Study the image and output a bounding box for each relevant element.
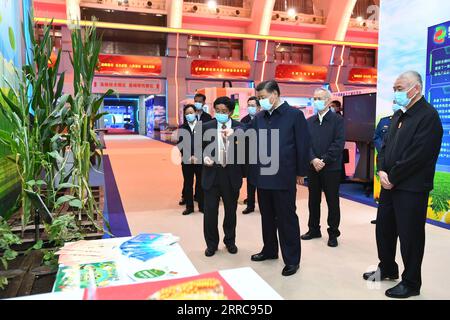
[202,96,243,257]
[227,80,310,276]
[241,96,261,214]
[177,104,204,215]
[363,71,443,299]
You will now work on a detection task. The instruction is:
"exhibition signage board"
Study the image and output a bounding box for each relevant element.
[92,77,162,95]
[275,64,328,82]
[190,60,251,79]
[347,67,378,84]
[97,54,162,76]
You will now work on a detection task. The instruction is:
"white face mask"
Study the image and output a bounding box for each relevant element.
[260,95,273,111]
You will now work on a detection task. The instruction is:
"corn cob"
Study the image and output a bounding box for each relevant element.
[148,278,228,300]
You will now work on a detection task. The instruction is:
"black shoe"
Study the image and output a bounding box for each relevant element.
[300,231,322,240]
[328,238,338,247]
[363,269,399,281]
[371,220,377,224]
[243,198,247,205]
[226,244,238,254]
[204,248,217,257]
[194,196,199,202]
[282,265,299,276]
[182,208,194,215]
[251,252,278,262]
[385,283,420,299]
[179,198,186,206]
[242,207,254,214]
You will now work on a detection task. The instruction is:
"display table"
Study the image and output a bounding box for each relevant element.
[11,267,283,300]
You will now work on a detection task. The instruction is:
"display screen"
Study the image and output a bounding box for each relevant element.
[343,93,377,142]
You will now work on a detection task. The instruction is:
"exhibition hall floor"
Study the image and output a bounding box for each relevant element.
[103,135,450,300]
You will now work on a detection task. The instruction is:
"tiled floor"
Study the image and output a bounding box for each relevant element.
[103,135,450,300]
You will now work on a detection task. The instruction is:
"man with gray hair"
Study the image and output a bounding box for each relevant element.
[301,87,345,247]
[363,71,443,298]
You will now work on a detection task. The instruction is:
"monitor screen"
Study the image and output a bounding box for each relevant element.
[343,93,377,143]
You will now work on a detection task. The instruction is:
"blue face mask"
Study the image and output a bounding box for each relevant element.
[247,106,257,116]
[313,100,327,113]
[185,114,196,123]
[194,102,203,110]
[392,103,402,113]
[260,97,273,111]
[394,85,417,107]
[216,113,229,124]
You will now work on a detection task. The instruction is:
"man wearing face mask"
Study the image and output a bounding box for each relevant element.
[371,102,402,224]
[363,71,443,299]
[240,96,261,214]
[194,93,213,123]
[177,104,204,215]
[234,80,310,276]
[179,93,213,206]
[201,96,243,257]
[301,88,345,247]
[329,100,343,116]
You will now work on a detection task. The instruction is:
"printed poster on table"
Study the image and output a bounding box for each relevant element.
[83,271,242,300]
[53,261,120,292]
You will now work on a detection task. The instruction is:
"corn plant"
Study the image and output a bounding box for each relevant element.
[67,21,112,231]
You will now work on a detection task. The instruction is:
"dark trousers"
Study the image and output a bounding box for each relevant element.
[246,179,256,209]
[203,167,239,250]
[257,188,300,266]
[182,164,203,210]
[376,188,428,290]
[307,169,341,238]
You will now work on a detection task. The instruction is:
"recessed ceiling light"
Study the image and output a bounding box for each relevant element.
[207,0,217,10]
[287,8,296,17]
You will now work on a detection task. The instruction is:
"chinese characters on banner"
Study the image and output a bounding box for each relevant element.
[92,77,163,95]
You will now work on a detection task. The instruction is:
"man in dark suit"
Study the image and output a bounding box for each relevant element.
[231,80,310,276]
[179,93,213,206]
[177,104,204,215]
[363,71,443,299]
[194,93,213,122]
[301,88,345,247]
[202,96,243,257]
[241,96,261,214]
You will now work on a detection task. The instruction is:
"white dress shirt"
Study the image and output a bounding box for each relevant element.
[268,100,284,115]
[188,119,197,132]
[318,108,329,124]
[217,118,232,165]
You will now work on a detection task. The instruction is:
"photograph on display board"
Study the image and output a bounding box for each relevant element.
[82,271,242,300]
[375,0,450,228]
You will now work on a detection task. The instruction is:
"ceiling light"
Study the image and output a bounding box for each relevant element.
[287,8,296,17]
[207,0,217,10]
